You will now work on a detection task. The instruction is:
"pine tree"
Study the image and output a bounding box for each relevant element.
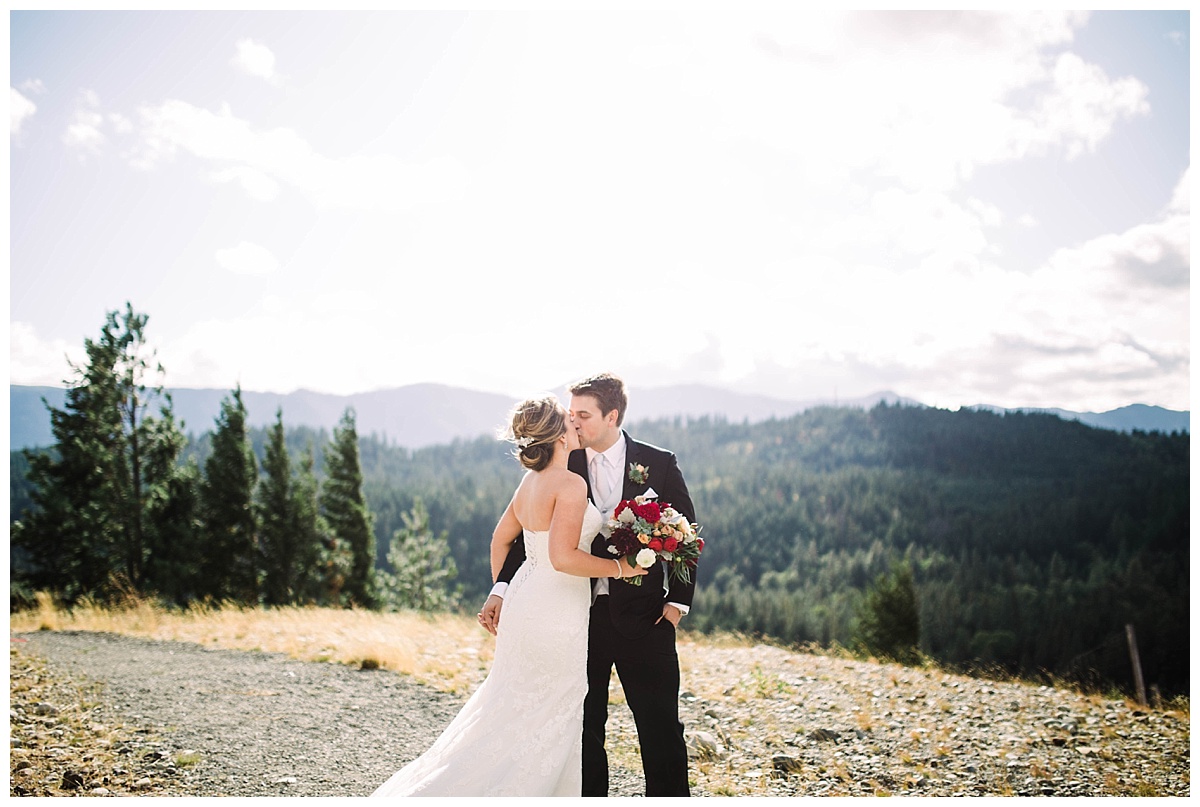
[320,408,376,608]
[290,443,339,605]
[198,387,259,602]
[257,409,297,605]
[854,561,921,664]
[13,304,189,602]
[15,375,123,599]
[379,499,461,612]
[142,408,203,604]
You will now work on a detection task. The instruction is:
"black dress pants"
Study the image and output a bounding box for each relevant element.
[581,596,689,797]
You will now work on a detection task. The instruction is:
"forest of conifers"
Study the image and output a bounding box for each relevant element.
[11,397,1189,698]
[352,404,1189,698]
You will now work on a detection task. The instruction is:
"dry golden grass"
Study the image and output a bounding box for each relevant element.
[11,593,780,700]
[12,593,1189,798]
[10,593,497,696]
[10,594,775,796]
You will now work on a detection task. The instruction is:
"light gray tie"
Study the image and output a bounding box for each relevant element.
[593,453,613,509]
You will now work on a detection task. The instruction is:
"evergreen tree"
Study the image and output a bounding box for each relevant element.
[854,562,921,663]
[142,410,204,605]
[321,408,377,608]
[10,379,1190,695]
[14,379,122,600]
[198,387,259,602]
[13,304,188,601]
[291,443,340,604]
[379,498,461,612]
[257,409,298,605]
[321,410,376,605]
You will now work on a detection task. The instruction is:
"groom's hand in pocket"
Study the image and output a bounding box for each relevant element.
[478,595,504,635]
[655,603,682,628]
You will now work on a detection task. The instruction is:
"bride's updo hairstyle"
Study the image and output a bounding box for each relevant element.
[503,395,567,472]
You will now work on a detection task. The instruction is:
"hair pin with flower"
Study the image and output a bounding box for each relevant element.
[514,435,534,449]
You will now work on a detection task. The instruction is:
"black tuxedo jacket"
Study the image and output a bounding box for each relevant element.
[497,431,698,638]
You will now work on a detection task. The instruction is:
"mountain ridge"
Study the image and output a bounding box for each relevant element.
[9,383,1189,451]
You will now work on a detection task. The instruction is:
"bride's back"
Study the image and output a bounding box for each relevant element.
[511,467,578,533]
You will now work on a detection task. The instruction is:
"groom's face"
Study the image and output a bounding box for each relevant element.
[569,394,620,451]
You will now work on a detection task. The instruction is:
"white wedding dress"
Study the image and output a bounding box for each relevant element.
[372,503,603,797]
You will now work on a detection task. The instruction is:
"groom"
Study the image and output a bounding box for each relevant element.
[480,373,698,797]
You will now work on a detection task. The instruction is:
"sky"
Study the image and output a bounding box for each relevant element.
[8,10,1191,413]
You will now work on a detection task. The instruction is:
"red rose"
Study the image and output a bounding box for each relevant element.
[648,538,663,551]
[663,537,678,552]
[696,538,704,551]
[633,501,661,522]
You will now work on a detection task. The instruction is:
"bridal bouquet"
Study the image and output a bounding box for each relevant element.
[604,496,704,586]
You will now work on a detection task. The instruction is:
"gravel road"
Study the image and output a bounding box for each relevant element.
[11,631,650,797]
[10,630,1190,798]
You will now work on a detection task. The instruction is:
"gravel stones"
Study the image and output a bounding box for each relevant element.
[672,641,1189,796]
[10,631,1191,798]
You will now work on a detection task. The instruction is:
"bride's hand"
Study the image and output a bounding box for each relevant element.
[613,559,649,579]
[478,595,503,635]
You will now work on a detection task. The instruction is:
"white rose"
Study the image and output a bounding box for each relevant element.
[635,548,657,568]
[617,508,636,524]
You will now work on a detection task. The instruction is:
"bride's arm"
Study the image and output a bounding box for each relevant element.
[548,477,647,580]
[490,498,522,582]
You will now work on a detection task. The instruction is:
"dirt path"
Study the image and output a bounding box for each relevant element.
[10,630,1190,798]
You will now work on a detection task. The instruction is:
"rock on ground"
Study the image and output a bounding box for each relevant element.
[9,631,1191,798]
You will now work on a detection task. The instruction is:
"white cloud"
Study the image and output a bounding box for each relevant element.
[938,203,1188,409]
[158,303,394,394]
[11,87,36,136]
[9,322,87,385]
[127,99,468,210]
[108,112,134,134]
[650,11,1150,195]
[208,166,280,201]
[870,189,998,258]
[1030,52,1150,160]
[698,166,1190,413]
[19,78,47,95]
[61,89,107,156]
[215,241,280,276]
[10,12,1184,413]
[231,38,277,83]
[1166,167,1188,215]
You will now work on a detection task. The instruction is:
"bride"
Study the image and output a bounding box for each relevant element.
[372,395,646,797]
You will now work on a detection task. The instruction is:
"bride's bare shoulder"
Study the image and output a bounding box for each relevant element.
[544,467,586,495]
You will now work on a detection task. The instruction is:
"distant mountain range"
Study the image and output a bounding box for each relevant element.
[8,383,1189,451]
[964,402,1191,436]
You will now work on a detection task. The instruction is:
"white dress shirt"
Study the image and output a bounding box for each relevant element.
[490,435,688,617]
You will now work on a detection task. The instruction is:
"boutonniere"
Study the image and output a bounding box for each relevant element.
[628,462,649,484]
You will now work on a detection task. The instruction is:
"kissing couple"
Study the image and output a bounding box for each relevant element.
[372,373,700,797]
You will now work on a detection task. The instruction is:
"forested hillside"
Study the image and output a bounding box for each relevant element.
[325,404,1188,696]
[11,402,1189,697]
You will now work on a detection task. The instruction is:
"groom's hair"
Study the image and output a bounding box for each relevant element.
[568,373,627,427]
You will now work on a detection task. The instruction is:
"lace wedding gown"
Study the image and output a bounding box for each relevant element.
[372,503,603,797]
